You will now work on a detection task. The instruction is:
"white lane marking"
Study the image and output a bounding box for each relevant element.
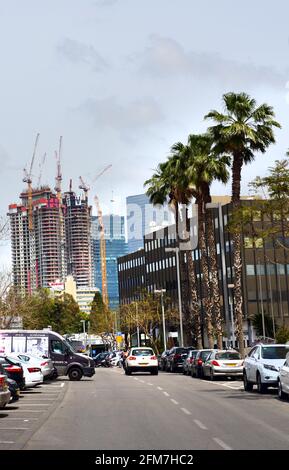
[13,410,43,413]
[148,383,153,386]
[205,381,243,390]
[134,378,139,381]
[61,383,65,388]
[139,380,145,383]
[213,437,232,450]
[17,403,51,406]
[3,418,38,421]
[0,441,14,444]
[194,419,208,430]
[163,391,170,397]
[170,399,179,405]
[181,408,191,415]
[157,386,163,391]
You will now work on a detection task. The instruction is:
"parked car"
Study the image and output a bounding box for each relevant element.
[159,350,170,371]
[166,347,191,373]
[278,352,289,400]
[243,343,289,393]
[191,349,214,378]
[6,356,43,388]
[9,353,54,379]
[202,349,243,380]
[0,373,10,409]
[109,351,123,367]
[182,350,198,375]
[125,347,158,375]
[94,352,111,367]
[7,377,20,402]
[0,355,25,390]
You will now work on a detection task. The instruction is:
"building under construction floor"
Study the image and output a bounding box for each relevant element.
[8,185,94,293]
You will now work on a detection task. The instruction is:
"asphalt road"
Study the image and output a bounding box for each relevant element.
[14,368,289,450]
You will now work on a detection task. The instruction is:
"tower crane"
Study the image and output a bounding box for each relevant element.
[54,136,65,282]
[23,133,40,231]
[54,136,63,202]
[79,176,90,203]
[94,195,108,306]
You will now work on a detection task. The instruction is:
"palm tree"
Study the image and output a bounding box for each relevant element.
[205,92,281,357]
[182,134,230,348]
[145,154,203,347]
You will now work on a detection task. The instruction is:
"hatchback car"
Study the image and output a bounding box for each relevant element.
[166,347,191,373]
[125,347,158,375]
[278,353,289,400]
[243,344,289,393]
[10,353,54,379]
[6,356,43,388]
[202,349,243,380]
[0,355,25,390]
[191,349,214,378]
[183,350,198,375]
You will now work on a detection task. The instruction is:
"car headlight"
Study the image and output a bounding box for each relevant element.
[263,364,279,372]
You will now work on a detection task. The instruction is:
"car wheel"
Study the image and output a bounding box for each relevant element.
[278,380,287,400]
[256,373,266,394]
[210,369,215,381]
[191,368,195,378]
[125,367,131,375]
[243,372,253,392]
[170,363,174,373]
[68,367,83,381]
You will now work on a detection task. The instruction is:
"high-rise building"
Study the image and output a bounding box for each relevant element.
[9,186,94,292]
[126,193,173,253]
[9,187,66,292]
[92,214,128,310]
[64,190,94,288]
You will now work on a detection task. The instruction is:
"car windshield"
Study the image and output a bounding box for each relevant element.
[261,346,288,359]
[132,349,154,356]
[201,351,212,359]
[215,352,241,360]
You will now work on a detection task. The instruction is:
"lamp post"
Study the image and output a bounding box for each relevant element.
[165,247,184,347]
[154,289,167,351]
[227,284,235,348]
[80,319,87,348]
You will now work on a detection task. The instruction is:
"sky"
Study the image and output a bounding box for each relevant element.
[1,0,289,263]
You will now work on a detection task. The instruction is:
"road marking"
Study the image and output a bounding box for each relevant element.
[2,418,38,421]
[163,392,170,397]
[205,381,243,390]
[181,408,191,415]
[0,441,14,444]
[148,383,153,386]
[17,403,51,406]
[134,378,139,381]
[139,380,145,383]
[194,419,208,430]
[213,437,232,450]
[61,383,65,388]
[157,386,163,391]
[13,410,43,413]
[170,399,179,405]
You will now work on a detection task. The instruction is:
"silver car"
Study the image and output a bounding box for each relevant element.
[278,352,289,400]
[0,374,11,409]
[203,349,243,380]
[10,353,54,378]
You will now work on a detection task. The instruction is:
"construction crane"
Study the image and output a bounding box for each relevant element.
[79,176,90,203]
[54,136,63,201]
[94,195,108,306]
[23,133,40,231]
[37,152,47,187]
[91,164,112,184]
[54,136,65,282]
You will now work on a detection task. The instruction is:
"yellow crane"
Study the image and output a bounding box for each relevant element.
[23,133,40,231]
[94,195,108,306]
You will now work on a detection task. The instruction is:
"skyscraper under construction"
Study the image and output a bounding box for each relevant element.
[8,185,93,292]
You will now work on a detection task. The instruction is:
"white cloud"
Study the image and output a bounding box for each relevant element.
[77,96,164,131]
[57,37,109,71]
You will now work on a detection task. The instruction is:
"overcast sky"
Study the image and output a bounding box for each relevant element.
[1,0,289,262]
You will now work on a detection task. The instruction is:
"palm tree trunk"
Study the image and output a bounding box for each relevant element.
[232,155,245,358]
[206,209,223,349]
[186,251,203,348]
[198,197,214,348]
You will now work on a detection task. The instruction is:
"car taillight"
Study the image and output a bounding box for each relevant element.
[174,354,181,360]
[211,360,220,366]
[150,356,157,360]
[28,367,41,373]
[197,359,203,365]
[6,365,22,373]
[0,375,5,387]
[40,362,48,366]
[128,356,136,360]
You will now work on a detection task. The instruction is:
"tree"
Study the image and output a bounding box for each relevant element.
[145,151,202,347]
[252,312,274,339]
[275,326,289,344]
[90,291,114,338]
[205,92,281,357]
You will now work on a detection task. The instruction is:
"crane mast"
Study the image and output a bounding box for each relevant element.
[94,195,108,306]
[23,133,40,231]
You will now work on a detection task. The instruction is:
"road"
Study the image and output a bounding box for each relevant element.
[3,368,287,450]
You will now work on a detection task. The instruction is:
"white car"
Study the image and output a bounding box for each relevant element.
[202,349,243,380]
[278,352,289,400]
[125,347,158,375]
[243,344,289,393]
[7,356,43,388]
[10,353,53,378]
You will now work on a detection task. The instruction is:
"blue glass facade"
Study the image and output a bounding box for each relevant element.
[92,214,128,310]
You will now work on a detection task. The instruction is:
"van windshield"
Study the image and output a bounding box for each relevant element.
[63,340,76,354]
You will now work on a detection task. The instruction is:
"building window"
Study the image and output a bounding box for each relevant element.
[246,265,255,276]
[216,243,220,255]
[256,264,265,275]
[277,264,285,275]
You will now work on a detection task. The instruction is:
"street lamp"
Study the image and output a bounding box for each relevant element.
[227,284,235,348]
[165,247,184,347]
[154,289,166,351]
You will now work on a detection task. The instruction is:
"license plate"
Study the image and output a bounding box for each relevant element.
[140,363,148,365]
[226,363,237,367]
